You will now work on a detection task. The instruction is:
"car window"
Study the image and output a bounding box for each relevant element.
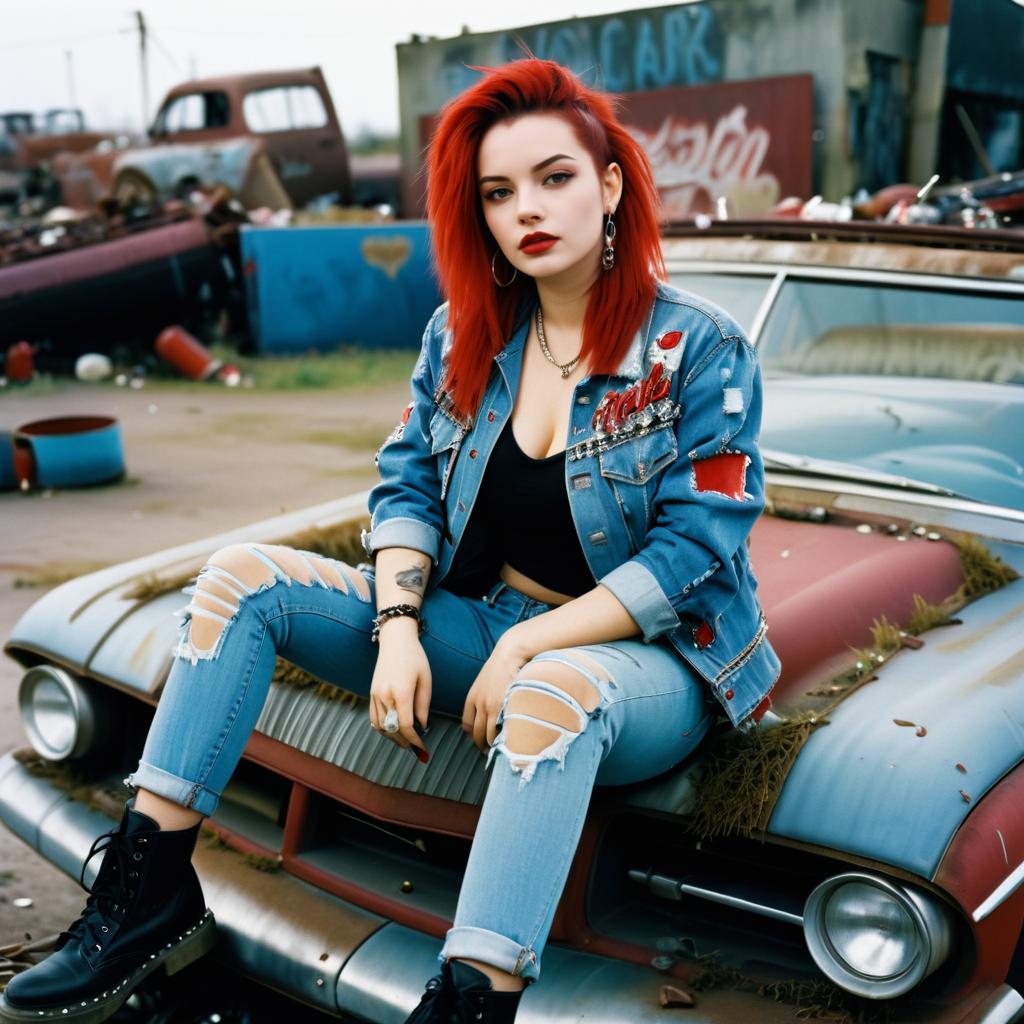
[667,272,772,335]
[243,86,329,133]
[759,278,1024,384]
[156,91,229,134]
[2,113,34,135]
[43,110,85,133]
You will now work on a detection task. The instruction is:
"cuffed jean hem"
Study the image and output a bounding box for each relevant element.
[439,926,540,983]
[124,761,219,817]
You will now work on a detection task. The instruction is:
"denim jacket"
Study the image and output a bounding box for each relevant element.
[363,280,781,727]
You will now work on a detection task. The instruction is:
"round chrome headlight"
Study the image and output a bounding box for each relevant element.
[804,873,953,999]
[17,665,110,761]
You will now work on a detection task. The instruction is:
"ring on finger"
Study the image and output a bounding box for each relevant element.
[383,707,400,734]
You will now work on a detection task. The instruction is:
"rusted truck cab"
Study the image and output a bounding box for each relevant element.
[56,66,352,210]
[149,66,351,207]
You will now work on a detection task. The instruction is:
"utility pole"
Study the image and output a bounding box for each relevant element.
[65,50,78,112]
[135,10,150,130]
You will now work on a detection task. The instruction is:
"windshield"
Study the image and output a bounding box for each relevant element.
[667,272,771,335]
[758,278,1024,385]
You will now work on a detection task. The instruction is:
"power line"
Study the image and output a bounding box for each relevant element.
[0,30,125,53]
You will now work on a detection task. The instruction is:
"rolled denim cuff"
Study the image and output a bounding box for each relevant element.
[440,926,540,982]
[124,762,220,817]
[599,560,679,642]
[364,516,440,564]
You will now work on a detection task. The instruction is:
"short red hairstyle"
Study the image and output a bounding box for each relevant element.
[426,59,665,421]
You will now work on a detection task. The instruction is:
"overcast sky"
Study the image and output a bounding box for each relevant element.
[2,0,682,137]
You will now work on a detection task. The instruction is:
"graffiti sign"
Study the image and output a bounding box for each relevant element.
[497,5,725,93]
[620,75,814,218]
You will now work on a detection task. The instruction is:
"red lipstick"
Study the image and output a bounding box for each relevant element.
[519,232,558,255]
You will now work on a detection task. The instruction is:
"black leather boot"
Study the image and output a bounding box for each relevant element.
[0,800,216,1023]
[403,959,524,1023]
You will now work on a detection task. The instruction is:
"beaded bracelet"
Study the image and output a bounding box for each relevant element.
[370,603,425,643]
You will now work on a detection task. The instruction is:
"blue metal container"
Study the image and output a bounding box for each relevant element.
[0,431,15,489]
[15,416,125,488]
[240,222,441,353]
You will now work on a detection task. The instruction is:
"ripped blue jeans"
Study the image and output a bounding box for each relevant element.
[126,543,712,983]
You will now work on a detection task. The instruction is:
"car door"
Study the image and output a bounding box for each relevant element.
[240,72,350,206]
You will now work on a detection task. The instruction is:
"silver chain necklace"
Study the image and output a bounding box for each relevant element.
[535,306,581,379]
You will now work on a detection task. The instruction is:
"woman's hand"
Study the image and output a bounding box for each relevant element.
[369,620,431,755]
[462,634,531,754]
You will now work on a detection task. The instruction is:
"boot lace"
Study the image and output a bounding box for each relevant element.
[54,825,157,953]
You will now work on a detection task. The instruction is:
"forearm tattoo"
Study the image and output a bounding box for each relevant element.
[395,564,426,597]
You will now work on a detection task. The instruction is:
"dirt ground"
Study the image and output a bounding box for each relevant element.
[0,373,412,946]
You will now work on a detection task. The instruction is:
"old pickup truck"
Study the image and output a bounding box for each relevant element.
[54,67,352,211]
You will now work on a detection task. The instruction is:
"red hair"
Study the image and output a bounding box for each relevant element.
[426,59,665,421]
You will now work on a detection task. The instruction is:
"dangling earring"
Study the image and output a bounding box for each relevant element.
[602,212,617,271]
[491,250,517,287]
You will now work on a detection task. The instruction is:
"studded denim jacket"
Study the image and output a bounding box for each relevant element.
[363,280,781,727]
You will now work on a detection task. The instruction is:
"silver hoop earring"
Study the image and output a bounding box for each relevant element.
[602,213,617,271]
[491,250,517,287]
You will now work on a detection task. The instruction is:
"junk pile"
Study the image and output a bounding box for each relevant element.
[0,190,248,371]
[765,170,1024,229]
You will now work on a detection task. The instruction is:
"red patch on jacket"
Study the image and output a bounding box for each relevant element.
[692,452,748,501]
[657,330,683,350]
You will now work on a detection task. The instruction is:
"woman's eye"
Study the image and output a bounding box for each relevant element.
[484,186,512,201]
[545,171,574,186]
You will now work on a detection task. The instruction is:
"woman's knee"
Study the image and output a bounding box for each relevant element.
[178,542,370,659]
[492,648,615,780]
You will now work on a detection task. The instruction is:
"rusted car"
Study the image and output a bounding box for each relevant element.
[54,67,352,211]
[0,109,112,175]
[2,221,1023,1023]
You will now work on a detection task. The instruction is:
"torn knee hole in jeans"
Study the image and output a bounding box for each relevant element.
[173,542,370,666]
[486,650,615,788]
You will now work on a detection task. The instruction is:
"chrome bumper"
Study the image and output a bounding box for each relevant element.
[3,752,1019,1024]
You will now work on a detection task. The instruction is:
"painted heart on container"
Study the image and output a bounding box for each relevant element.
[361,236,412,280]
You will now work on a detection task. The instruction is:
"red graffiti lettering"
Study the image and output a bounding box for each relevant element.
[628,106,780,219]
[591,363,672,433]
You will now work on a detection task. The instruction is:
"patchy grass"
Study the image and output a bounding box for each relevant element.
[299,426,389,450]
[0,374,64,397]
[906,593,954,634]
[148,345,417,392]
[8,348,417,396]
[13,560,112,588]
[957,535,1019,599]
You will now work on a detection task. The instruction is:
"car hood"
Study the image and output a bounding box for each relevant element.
[768,543,1024,879]
[761,376,1024,510]
[5,497,1024,882]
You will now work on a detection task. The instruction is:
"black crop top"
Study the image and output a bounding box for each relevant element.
[442,419,595,599]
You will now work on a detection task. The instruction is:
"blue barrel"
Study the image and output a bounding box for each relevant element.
[0,432,15,489]
[15,416,125,488]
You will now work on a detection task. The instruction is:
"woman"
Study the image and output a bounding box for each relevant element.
[0,60,779,1024]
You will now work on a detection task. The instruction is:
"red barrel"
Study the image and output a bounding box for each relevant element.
[5,341,35,383]
[154,325,222,380]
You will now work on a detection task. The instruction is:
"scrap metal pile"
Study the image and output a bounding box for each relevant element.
[0,191,248,369]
